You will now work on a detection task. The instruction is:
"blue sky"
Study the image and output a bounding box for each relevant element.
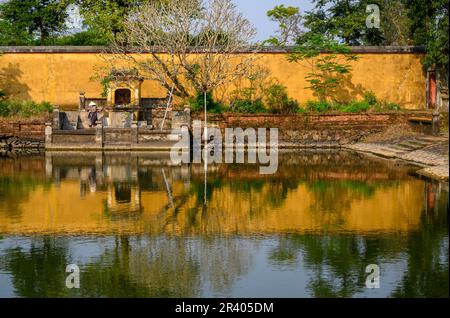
[233,0,314,41]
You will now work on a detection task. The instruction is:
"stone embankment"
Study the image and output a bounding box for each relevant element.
[346,134,449,181]
[0,118,46,149]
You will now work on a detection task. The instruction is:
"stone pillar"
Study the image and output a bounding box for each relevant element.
[131,121,139,144]
[432,109,440,136]
[45,122,52,146]
[52,107,60,130]
[79,92,86,111]
[95,125,103,147]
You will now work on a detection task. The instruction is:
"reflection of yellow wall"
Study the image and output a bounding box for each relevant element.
[0,52,425,109]
[0,179,424,235]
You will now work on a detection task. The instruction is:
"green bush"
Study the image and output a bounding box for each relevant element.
[230,98,266,114]
[296,107,307,114]
[189,92,222,113]
[339,100,370,113]
[265,84,299,114]
[46,30,111,46]
[0,100,53,117]
[363,91,378,106]
[305,100,333,112]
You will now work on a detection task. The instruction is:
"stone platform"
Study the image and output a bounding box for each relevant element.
[345,134,449,181]
[45,107,191,151]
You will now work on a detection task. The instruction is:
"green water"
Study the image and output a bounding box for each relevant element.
[0,151,448,297]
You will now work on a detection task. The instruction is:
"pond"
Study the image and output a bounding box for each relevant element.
[0,151,448,298]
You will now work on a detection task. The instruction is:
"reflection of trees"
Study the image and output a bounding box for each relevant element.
[80,236,254,297]
[305,180,397,213]
[77,236,156,297]
[392,194,449,298]
[197,238,254,295]
[0,155,49,220]
[0,237,71,297]
[0,235,255,297]
[269,234,401,297]
[267,187,449,298]
[0,176,51,220]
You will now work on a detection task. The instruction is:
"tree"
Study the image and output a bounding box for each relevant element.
[265,5,302,46]
[403,0,449,71]
[379,0,411,45]
[300,0,413,46]
[109,0,257,102]
[0,0,70,44]
[74,0,155,42]
[288,33,358,102]
[302,0,384,45]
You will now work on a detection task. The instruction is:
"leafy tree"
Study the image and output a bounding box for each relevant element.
[0,20,34,45]
[265,5,302,46]
[380,0,411,45]
[402,0,449,71]
[74,0,155,42]
[0,0,71,44]
[302,0,385,45]
[298,0,412,46]
[288,33,358,102]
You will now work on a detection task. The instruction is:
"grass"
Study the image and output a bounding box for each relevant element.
[302,99,401,114]
[0,99,54,118]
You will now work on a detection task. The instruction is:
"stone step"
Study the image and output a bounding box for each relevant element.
[407,140,432,147]
[393,143,421,151]
[415,136,448,142]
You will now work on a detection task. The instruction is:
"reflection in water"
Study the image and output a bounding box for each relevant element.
[0,151,448,297]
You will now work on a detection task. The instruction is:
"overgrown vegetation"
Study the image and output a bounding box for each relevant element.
[189,92,223,114]
[304,91,400,113]
[0,100,53,118]
[189,87,398,115]
[265,84,299,114]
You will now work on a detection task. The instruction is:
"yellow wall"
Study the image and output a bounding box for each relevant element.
[0,51,426,109]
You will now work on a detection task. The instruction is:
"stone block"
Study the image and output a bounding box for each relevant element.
[109,112,133,128]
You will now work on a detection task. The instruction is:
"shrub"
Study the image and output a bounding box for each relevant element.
[230,98,266,114]
[189,91,222,113]
[305,100,333,112]
[0,90,6,100]
[0,100,53,118]
[339,101,370,113]
[47,30,111,46]
[0,101,9,117]
[265,84,299,114]
[363,91,378,106]
[296,107,307,114]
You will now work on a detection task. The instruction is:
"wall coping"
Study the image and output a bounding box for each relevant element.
[0,45,426,54]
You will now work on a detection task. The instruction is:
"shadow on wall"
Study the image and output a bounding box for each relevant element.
[334,74,366,103]
[0,63,31,100]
